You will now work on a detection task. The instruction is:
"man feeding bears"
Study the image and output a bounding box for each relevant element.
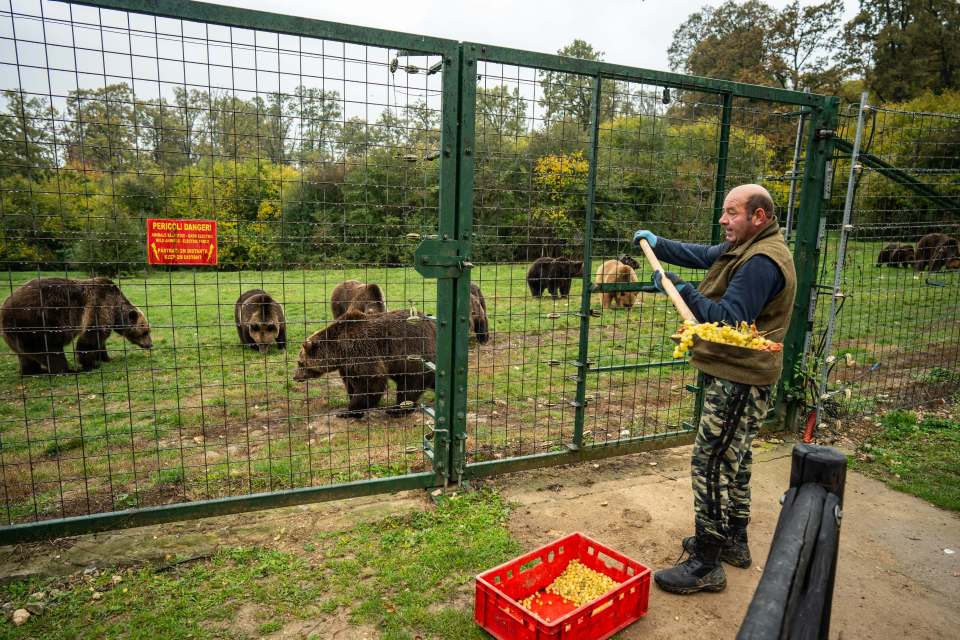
[633,183,797,595]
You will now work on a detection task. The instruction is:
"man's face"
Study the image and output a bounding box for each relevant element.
[719,191,762,245]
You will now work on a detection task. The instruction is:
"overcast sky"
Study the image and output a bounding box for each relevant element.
[213,0,861,73]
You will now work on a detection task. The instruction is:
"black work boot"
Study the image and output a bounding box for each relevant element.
[681,517,752,568]
[655,531,727,594]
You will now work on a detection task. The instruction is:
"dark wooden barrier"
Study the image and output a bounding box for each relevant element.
[738,444,846,640]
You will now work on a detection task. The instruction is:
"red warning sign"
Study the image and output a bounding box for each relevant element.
[146,218,217,266]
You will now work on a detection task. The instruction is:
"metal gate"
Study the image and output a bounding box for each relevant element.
[0,0,835,543]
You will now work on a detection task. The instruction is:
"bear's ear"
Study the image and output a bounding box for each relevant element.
[365,283,384,303]
[302,338,319,354]
[127,308,140,325]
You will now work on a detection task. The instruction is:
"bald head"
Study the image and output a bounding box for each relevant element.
[719,184,777,246]
[728,184,775,221]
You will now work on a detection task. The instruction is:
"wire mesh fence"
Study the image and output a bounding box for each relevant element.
[466,51,818,465]
[0,0,450,526]
[808,99,960,429]
[0,1,833,535]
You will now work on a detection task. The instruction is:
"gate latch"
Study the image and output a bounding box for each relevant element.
[414,238,473,279]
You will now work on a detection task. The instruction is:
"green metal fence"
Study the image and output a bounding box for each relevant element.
[0,0,835,543]
[803,97,960,436]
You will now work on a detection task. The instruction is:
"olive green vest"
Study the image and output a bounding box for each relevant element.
[689,218,797,386]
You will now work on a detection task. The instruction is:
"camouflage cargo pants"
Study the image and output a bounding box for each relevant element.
[692,374,773,541]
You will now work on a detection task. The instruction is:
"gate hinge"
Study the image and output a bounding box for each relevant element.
[815,128,835,140]
[414,238,473,279]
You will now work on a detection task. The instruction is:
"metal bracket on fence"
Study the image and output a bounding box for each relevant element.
[413,238,472,279]
[814,128,835,140]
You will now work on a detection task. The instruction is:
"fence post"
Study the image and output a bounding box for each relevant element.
[814,92,868,438]
[780,96,840,430]
[571,74,603,450]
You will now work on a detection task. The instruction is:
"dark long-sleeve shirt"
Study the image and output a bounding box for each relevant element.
[653,237,786,325]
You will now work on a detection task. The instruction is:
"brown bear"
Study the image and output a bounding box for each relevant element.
[0,277,152,375]
[234,289,286,353]
[915,233,960,272]
[293,309,436,419]
[890,244,915,268]
[526,257,584,299]
[931,236,960,272]
[470,282,489,344]
[876,242,898,267]
[594,259,639,309]
[549,257,584,298]
[330,280,386,319]
[526,257,555,298]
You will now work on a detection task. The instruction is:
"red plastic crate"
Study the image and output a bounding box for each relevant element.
[475,532,651,640]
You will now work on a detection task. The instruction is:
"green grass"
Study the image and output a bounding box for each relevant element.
[0,490,519,640]
[849,410,960,511]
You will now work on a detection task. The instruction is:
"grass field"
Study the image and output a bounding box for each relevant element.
[1,239,959,525]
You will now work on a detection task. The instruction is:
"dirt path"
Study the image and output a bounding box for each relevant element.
[2,441,957,639]
[490,442,960,640]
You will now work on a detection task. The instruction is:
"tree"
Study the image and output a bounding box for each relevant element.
[668,0,845,93]
[669,1,775,85]
[205,92,259,161]
[769,0,846,92]
[477,85,527,138]
[254,92,294,165]
[0,91,56,179]
[844,0,960,102]
[294,86,342,163]
[64,84,138,171]
[538,40,634,130]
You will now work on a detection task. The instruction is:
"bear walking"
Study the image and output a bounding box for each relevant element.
[293,309,436,419]
[594,259,639,309]
[234,289,286,353]
[0,277,152,375]
[330,280,386,319]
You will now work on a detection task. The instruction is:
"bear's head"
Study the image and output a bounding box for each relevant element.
[117,305,153,350]
[246,297,282,353]
[293,311,363,381]
[352,284,386,315]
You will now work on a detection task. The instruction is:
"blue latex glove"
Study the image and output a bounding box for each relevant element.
[652,270,686,293]
[632,230,657,248]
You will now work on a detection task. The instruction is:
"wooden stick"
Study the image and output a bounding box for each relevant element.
[638,238,697,323]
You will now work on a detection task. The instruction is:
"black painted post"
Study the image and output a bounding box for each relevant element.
[738,444,846,640]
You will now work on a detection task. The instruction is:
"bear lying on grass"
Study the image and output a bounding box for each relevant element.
[293,309,436,419]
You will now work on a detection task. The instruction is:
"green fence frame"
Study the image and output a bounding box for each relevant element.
[0,0,836,543]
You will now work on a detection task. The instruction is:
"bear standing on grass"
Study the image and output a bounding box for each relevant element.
[234,289,286,353]
[0,277,152,375]
[526,257,583,299]
[292,309,436,419]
